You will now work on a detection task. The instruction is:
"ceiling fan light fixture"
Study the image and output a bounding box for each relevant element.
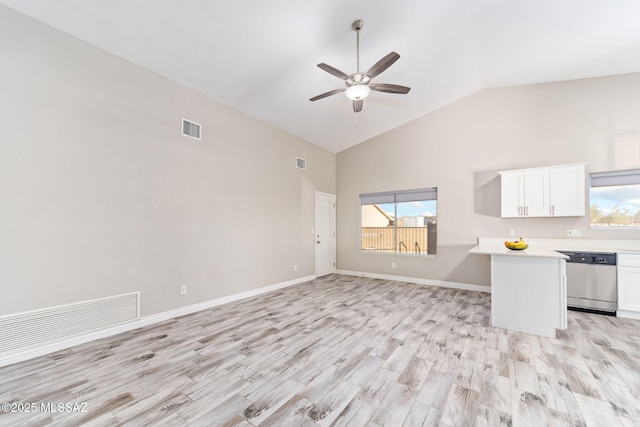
[345,84,370,101]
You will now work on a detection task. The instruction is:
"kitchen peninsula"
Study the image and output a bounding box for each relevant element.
[469,238,568,338]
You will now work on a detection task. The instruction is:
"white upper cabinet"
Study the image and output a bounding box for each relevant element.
[499,163,586,218]
[549,165,586,216]
[500,172,523,217]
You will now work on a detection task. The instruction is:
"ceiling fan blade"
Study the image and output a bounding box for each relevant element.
[370,83,411,94]
[317,63,350,80]
[310,88,345,102]
[353,99,363,113]
[366,52,400,79]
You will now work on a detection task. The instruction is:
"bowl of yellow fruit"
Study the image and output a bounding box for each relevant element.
[504,237,528,250]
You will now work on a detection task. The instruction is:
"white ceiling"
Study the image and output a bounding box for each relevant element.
[3,0,640,153]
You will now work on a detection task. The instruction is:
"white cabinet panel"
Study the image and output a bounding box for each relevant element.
[619,253,640,267]
[549,165,585,216]
[499,163,585,218]
[491,255,566,337]
[618,266,640,312]
[524,169,549,217]
[618,253,640,316]
[500,169,548,217]
[500,172,523,217]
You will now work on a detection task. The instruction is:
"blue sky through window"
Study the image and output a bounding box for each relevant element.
[590,185,640,214]
[378,201,437,218]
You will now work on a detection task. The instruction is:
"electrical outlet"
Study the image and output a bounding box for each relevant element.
[180,285,187,295]
[508,228,515,237]
[391,262,396,268]
[293,264,298,272]
[567,229,582,237]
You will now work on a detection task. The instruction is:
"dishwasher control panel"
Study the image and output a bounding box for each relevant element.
[559,251,617,265]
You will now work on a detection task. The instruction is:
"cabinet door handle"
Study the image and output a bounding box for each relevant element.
[518,206,522,216]
[525,206,528,216]
[551,205,555,215]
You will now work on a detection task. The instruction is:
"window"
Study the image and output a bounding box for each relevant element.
[590,169,640,228]
[360,188,437,255]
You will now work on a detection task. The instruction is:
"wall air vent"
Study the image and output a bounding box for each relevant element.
[296,157,307,170]
[182,118,201,140]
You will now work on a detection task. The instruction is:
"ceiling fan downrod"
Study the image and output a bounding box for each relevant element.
[352,19,363,73]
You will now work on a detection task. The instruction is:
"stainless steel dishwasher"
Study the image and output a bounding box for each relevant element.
[557,251,617,315]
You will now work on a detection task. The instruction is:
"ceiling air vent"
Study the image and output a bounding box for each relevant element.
[182,118,201,140]
[296,157,307,170]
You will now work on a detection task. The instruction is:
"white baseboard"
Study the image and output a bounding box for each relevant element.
[139,275,315,326]
[336,269,491,293]
[617,309,640,320]
[0,274,315,368]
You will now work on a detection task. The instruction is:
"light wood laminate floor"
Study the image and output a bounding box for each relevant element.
[1,274,640,426]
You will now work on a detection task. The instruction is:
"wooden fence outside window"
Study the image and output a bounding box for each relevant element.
[361,226,429,254]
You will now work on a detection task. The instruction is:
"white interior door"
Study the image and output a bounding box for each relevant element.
[315,192,336,277]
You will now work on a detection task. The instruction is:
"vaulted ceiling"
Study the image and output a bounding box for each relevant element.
[3,0,640,153]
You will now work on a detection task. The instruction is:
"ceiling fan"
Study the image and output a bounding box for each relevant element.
[310,19,411,113]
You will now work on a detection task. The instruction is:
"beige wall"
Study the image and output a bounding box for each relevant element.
[0,7,335,316]
[337,73,640,286]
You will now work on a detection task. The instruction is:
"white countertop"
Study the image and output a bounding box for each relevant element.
[469,243,569,259]
[475,237,640,254]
